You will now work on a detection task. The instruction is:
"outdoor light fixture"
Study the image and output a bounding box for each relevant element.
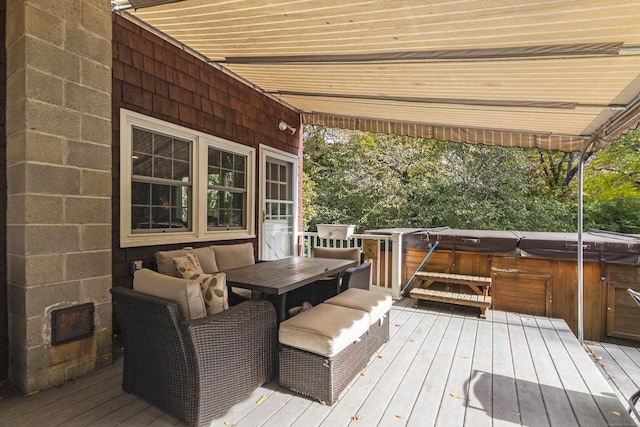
[278,120,297,135]
[112,0,184,11]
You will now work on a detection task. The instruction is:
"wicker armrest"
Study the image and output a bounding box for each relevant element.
[183,299,276,336]
[182,299,278,423]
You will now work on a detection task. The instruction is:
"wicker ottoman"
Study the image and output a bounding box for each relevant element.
[325,288,392,359]
[278,303,370,405]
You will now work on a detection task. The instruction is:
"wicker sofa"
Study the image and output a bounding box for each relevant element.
[111,274,277,426]
[154,242,257,303]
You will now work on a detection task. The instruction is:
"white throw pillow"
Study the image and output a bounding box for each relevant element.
[174,254,228,315]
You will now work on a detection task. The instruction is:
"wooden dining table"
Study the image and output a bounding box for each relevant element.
[224,256,358,321]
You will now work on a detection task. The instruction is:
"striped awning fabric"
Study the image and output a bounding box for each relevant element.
[121,0,640,152]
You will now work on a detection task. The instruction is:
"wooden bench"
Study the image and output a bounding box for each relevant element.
[409,271,492,317]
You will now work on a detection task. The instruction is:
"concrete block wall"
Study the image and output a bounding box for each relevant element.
[5,0,112,393]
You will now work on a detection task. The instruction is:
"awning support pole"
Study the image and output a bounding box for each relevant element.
[577,150,585,344]
[577,137,598,344]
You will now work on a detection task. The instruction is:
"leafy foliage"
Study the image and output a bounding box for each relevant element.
[582,128,640,233]
[303,126,640,233]
[303,126,579,232]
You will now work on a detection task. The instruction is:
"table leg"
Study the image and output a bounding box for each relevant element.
[280,293,287,322]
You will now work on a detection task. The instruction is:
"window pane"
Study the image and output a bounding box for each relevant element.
[232,192,244,209]
[132,128,152,155]
[132,155,152,178]
[208,168,219,186]
[209,148,221,167]
[131,206,150,229]
[222,152,233,169]
[235,155,245,171]
[230,210,242,227]
[233,172,244,188]
[154,134,172,157]
[174,159,190,181]
[131,181,150,205]
[154,156,172,180]
[221,170,233,187]
[174,139,190,161]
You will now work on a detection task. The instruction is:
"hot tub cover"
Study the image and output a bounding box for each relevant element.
[421,228,521,253]
[518,230,640,264]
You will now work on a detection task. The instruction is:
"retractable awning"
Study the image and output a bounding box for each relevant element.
[118,0,640,152]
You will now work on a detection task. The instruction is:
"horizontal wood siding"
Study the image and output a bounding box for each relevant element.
[491,270,551,316]
[607,264,640,341]
[404,248,622,343]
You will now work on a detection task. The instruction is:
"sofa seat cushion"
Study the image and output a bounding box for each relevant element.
[210,243,255,271]
[325,288,392,325]
[279,303,369,358]
[174,254,229,315]
[156,247,218,276]
[133,268,207,320]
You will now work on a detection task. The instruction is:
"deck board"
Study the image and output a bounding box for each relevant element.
[506,312,550,427]
[408,315,465,426]
[491,310,521,426]
[0,299,636,427]
[379,312,452,426]
[434,317,477,427]
[536,316,603,426]
[523,315,579,426]
[464,312,493,427]
[352,309,439,426]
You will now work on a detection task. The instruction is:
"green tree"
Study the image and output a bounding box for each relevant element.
[583,128,640,233]
[303,127,578,232]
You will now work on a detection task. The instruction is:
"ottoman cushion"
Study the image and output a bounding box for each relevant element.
[325,288,392,325]
[279,303,369,358]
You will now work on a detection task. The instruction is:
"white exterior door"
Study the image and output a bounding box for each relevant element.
[260,147,298,260]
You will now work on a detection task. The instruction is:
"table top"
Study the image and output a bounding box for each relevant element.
[224,256,357,295]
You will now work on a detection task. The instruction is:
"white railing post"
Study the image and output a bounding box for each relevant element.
[296,230,406,299]
[390,231,403,299]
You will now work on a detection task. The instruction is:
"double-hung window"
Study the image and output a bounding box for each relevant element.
[120,109,255,247]
[206,148,246,230]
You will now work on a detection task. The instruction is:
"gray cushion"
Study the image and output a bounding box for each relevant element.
[210,243,255,271]
[279,303,369,357]
[325,288,392,325]
[314,247,360,264]
[155,246,218,276]
[133,268,207,320]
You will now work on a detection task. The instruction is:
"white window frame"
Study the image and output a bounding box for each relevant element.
[120,109,255,247]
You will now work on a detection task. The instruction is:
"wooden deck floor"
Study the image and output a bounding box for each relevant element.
[0,298,637,427]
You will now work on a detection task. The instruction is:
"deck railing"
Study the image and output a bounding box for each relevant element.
[297,231,406,298]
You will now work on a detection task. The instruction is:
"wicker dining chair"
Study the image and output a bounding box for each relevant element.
[340,261,372,292]
[111,287,277,427]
